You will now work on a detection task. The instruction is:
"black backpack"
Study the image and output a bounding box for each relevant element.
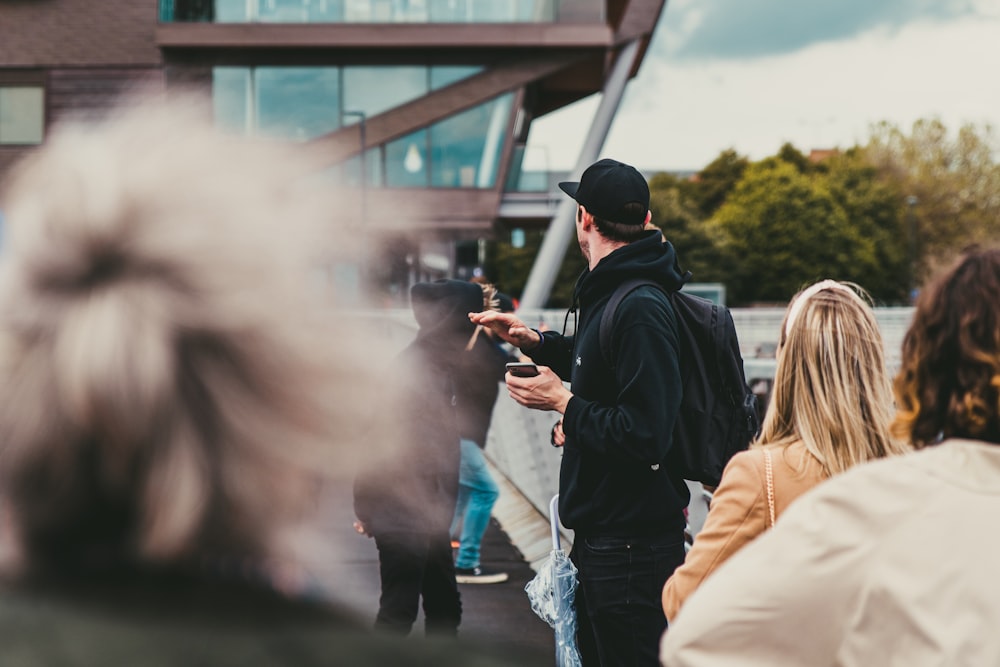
[599,278,760,487]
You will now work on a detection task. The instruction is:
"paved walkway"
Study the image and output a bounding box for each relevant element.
[299,481,557,662]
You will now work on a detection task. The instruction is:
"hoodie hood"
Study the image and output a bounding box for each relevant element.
[575,229,690,307]
[410,279,482,342]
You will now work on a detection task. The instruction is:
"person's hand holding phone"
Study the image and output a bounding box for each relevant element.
[505,363,572,415]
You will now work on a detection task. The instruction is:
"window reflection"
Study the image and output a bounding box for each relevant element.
[386,130,429,187]
[430,93,512,188]
[343,67,426,119]
[212,66,513,190]
[256,68,340,140]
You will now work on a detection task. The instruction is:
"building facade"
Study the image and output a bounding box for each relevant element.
[0,0,665,300]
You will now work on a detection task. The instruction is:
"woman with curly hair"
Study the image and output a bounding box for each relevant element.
[661,247,1000,667]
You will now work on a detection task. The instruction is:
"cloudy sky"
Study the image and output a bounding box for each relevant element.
[527,0,1000,172]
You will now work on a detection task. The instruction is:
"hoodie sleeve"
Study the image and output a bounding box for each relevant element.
[562,288,681,465]
[527,330,576,379]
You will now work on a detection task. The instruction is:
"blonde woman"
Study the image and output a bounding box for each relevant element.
[661,280,909,621]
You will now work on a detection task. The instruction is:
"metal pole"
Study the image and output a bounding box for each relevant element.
[518,39,642,310]
[342,110,367,225]
[343,110,368,301]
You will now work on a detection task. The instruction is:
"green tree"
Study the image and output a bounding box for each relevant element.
[864,118,1000,286]
[822,149,910,303]
[711,160,888,305]
[648,172,727,284]
[687,149,749,218]
[772,142,813,174]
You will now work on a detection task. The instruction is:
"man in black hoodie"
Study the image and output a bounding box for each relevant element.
[471,159,688,666]
[354,279,486,637]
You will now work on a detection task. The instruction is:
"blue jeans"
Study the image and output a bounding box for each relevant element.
[449,439,499,570]
[571,533,685,667]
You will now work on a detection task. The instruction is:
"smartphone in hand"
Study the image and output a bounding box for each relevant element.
[506,362,540,378]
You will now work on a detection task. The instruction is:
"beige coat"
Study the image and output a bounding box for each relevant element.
[661,439,1000,667]
[662,441,828,621]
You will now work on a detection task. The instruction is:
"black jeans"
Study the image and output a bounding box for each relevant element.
[373,530,462,636]
[571,533,685,667]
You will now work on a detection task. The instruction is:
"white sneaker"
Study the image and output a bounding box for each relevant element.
[455,566,509,584]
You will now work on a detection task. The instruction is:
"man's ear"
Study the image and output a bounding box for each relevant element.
[579,207,594,231]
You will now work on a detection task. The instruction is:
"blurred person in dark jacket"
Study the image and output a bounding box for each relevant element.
[354,279,492,635]
[0,93,543,667]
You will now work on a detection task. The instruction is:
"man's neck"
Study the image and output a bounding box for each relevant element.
[588,237,628,270]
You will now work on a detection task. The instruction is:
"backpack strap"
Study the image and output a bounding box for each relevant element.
[599,278,664,368]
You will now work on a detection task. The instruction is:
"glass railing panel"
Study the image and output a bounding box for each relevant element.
[429,93,512,188]
[504,145,550,192]
[161,0,603,23]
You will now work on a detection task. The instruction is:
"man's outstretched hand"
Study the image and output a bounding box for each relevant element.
[469,311,541,351]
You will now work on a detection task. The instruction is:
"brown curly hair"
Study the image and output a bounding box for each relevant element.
[892,247,1000,447]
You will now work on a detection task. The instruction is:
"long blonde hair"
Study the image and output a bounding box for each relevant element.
[756,280,908,476]
[0,94,376,570]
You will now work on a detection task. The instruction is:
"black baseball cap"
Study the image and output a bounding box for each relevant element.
[558,158,649,226]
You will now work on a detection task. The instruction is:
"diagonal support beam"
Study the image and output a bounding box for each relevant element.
[518,39,642,310]
[303,53,586,168]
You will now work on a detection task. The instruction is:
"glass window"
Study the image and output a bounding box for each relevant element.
[162,0,579,22]
[255,68,340,140]
[0,86,44,145]
[428,0,554,22]
[213,68,250,134]
[385,130,429,187]
[160,0,215,21]
[430,66,482,90]
[343,67,427,119]
[256,0,344,22]
[430,93,512,188]
[215,0,248,21]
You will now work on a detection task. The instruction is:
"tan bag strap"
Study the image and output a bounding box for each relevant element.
[764,448,776,528]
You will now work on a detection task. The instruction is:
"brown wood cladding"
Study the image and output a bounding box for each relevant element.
[332,186,501,231]
[156,22,612,50]
[0,0,162,66]
[47,69,165,125]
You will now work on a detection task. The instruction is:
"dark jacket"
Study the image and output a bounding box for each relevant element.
[354,280,483,535]
[528,230,689,537]
[0,568,545,666]
[455,334,517,448]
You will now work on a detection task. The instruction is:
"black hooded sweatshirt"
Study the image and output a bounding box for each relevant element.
[528,230,690,537]
[354,280,483,535]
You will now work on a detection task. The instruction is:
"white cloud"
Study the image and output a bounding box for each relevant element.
[528,12,1000,172]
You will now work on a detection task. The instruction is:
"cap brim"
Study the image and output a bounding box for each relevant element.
[558,181,579,199]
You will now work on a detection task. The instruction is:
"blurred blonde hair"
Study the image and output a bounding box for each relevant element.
[0,93,373,570]
[756,280,909,476]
